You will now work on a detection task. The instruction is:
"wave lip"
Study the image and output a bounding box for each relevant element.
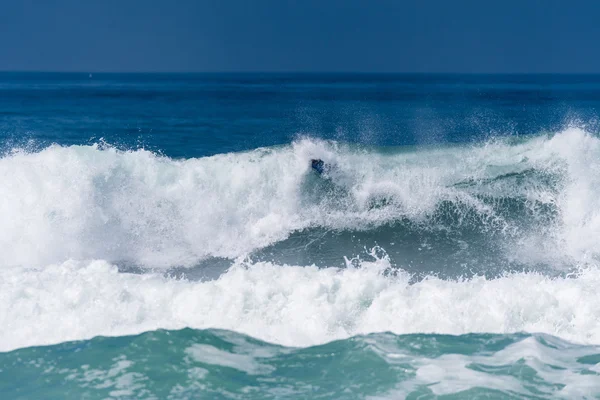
[1,328,599,399]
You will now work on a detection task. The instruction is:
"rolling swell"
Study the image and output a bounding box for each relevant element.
[2,328,599,399]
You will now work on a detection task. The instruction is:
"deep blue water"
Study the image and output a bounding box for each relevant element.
[3,73,600,158]
[2,73,600,398]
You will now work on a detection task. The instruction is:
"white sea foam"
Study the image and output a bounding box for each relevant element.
[2,256,600,352]
[2,128,600,351]
[1,128,598,269]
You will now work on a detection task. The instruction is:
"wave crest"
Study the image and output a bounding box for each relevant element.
[0,127,598,269]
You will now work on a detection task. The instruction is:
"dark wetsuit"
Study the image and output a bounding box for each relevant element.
[311,159,325,175]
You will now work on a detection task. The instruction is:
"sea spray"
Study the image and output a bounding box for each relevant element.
[1,129,597,270]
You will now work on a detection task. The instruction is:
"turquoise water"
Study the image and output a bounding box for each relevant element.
[3,329,600,399]
[2,73,600,398]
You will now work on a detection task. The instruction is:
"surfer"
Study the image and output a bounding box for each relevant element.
[311,159,326,175]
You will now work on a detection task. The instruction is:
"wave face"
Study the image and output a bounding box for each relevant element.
[2,329,599,399]
[2,127,600,272]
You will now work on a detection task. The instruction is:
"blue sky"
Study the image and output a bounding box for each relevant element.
[2,0,600,73]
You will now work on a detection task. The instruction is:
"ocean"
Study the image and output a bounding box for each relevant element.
[1,73,600,399]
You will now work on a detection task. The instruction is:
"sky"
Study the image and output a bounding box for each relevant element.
[2,0,600,73]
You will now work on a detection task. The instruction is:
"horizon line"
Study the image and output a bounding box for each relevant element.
[2,70,600,76]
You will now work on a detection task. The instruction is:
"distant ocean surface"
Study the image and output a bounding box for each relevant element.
[2,73,600,399]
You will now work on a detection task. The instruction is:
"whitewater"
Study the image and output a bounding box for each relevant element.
[2,127,600,352]
[4,66,600,400]
[3,127,599,269]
